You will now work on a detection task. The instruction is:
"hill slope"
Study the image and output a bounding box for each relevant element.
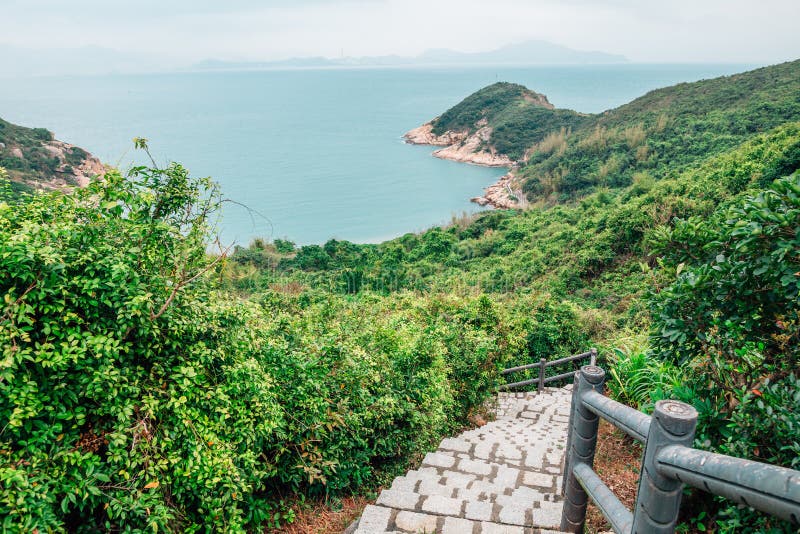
[408,60,800,208]
[0,117,104,195]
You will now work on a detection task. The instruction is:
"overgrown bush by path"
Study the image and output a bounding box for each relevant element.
[0,164,515,532]
[648,172,800,532]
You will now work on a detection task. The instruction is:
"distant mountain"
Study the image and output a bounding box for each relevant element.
[418,41,627,65]
[192,40,627,71]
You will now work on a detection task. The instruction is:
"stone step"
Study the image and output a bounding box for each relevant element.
[352,388,574,533]
[352,504,567,534]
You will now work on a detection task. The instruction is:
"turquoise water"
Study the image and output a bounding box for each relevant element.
[0,64,751,245]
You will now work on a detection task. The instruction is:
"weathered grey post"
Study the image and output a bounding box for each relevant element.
[560,365,606,533]
[537,358,547,393]
[630,400,698,534]
[589,347,597,366]
[561,370,580,497]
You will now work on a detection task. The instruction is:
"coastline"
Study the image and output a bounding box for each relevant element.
[469,171,522,210]
[404,122,522,209]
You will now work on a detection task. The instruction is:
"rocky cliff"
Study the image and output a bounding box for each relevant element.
[0,117,105,194]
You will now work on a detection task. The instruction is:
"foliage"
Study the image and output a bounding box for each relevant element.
[0,161,272,532]
[649,170,800,531]
[513,59,800,198]
[650,172,800,409]
[711,375,800,533]
[606,348,681,412]
[0,157,516,531]
[431,82,548,135]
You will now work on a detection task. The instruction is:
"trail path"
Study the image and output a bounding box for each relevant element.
[349,387,572,534]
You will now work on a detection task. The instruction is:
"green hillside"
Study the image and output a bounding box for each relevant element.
[2,61,799,532]
[426,60,800,198]
[520,59,800,198]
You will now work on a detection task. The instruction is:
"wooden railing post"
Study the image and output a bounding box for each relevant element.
[538,358,546,393]
[560,365,606,533]
[590,347,597,366]
[630,400,697,534]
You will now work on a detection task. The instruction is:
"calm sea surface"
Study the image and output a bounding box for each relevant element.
[0,64,751,245]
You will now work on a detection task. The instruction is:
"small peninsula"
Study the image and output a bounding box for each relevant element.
[404,82,585,209]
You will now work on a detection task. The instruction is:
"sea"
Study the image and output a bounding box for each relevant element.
[0,64,752,246]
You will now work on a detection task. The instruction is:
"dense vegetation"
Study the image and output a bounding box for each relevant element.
[0,160,532,531]
[430,60,800,198]
[2,60,800,532]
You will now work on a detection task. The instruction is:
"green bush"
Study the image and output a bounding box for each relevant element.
[0,162,511,531]
[712,374,800,532]
[648,172,800,532]
[650,172,800,406]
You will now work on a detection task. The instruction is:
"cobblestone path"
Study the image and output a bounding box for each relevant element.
[349,387,572,534]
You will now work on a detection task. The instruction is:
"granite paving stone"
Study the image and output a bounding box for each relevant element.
[351,387,572,533]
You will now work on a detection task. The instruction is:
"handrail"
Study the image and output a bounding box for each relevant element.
[546,350,594,368]
[560,363,800,533]
[572,463,633,534]
[581,389,650,443]
[656,445,800,525]
[498,348,596,392]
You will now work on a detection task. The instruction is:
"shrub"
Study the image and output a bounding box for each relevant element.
[0,159,509,531]
[650,172,800,407]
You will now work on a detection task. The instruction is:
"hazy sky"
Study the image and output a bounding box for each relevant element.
[3,0,799,64]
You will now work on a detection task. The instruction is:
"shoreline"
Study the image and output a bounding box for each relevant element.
[403,123,522,209]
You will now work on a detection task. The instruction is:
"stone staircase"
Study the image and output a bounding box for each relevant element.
[349,387,572,534]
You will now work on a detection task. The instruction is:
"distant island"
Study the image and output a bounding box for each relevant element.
[0,39,626,79]
[192,40,628,71]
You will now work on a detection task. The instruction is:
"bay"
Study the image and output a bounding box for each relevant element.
[0,64,751,245]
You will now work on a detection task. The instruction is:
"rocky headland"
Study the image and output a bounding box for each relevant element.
[403,83,557,209]
[0,117,105,193]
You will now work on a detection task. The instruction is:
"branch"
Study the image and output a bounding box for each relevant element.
[148,241,234,322]
[1,282,37,323]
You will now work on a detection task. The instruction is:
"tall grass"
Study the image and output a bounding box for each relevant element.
[606,347,683,412]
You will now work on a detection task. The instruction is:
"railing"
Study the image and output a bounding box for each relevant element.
[560,364,800,533]
[498,348,597,392]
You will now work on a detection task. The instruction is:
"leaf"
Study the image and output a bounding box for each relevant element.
[143,480,160,490]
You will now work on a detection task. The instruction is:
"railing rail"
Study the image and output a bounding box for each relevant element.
[560,364,800,533]
[498,348,596,392]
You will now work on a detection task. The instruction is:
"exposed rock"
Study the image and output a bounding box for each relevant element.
[3,138,105,191]
[471,171,525,210]
[432,126,514,167]
[46,140,105,188]
[403,123,468,146]
[523,91,555,109]
[404,123,514,167]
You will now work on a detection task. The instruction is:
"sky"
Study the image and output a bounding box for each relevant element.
[2,0,799,65]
